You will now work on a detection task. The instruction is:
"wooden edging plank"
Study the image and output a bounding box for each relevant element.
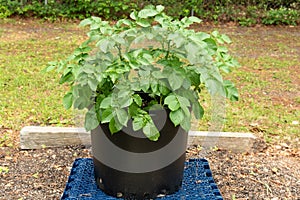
[20,126,256,152]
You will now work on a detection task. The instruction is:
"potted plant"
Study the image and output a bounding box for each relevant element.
[45,5,239,200]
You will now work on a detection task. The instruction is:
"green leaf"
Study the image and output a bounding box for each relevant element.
[118,90,131,98]
[164,94,180,111]
[192,101,204,119]
[79,18,93,27]
[119,19,132,26]
[129,11,138,20]
[168,72,184,91]
[73,96,90,110]
[129,103,141,116]
[188,16,202,23]
[204,38,218,55]
[138,69,150,77]
[82,65,94,74]
[187,70,200,86]
[56,60,67,72]
[112,34,126,44]
[74,46,91,56]
[218,46,228,53]
[100,97,112,108]
[211,30,220,38]
[177,96,190,108]
[133,94,143,106]
[189,35,207,48]
[59,72,73,84]
[109,117,123,134]
[151,71,166,79]
[224,80,239,101]
[164,94,176,105]
[151,82,158,94]
[116,108,129,127]
[221,34,232,44]
[85,106,100,131]
[140,78,150,92]
[108,72,119,83]
[101,108,114,123]
[118,97,133,108]
[63,92,73,109]
[97,38,113,53]
[138,8,159,18]
[181,105,190,117]
[143,121,160,141]
[159,83,170,95]
[180,115,191,131]
[43,61,57,72]
[156,5,164,12]
[218,63,231,73]
[136,19,151,27]
[205,79,226,96]
[197,67,225,96]
[88,78,98,91]
[185,42,200,64]
[170,109,184,126]
[133,117,145,131]
[167,33,185,48]
[116,91,133,108]
[196,32,210,40]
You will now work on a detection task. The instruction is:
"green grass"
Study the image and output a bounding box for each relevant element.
[199,56,300,141]
[0,20,299,147]
[0,41,71,129]
[196,27,300,146]
[0,21,86,135]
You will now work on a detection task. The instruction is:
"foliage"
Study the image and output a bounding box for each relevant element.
[238,18,257,26]
[236,6,259,26]
[0,5,11,19]
[262,7,300,25]
[0,0,138,20]
[45,5,239,141]
[0,0,299,25]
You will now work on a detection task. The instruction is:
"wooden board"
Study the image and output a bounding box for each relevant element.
[20,126,256,152]
[20,126,91,149]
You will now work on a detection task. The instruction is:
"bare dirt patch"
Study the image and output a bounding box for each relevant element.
[1,142,299,200]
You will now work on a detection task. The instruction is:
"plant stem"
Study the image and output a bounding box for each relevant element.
[116,44,123,61]
[165,40,171,59]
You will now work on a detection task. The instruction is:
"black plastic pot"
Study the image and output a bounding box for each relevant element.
[91,108,188,200]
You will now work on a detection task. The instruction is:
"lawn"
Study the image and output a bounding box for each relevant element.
[0,19,299,148]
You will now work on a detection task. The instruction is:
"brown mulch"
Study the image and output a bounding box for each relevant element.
[1,140,299,200]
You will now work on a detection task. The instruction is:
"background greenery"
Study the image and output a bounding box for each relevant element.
[0,0,300,25]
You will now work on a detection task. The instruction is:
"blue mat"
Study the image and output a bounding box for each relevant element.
[61,158,223,200]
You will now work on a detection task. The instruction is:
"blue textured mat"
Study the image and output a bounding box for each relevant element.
[61,158,223,200]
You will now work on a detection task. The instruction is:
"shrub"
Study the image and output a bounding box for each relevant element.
[0,5,11,18]
[262,7,300,25]
[0,0,299,25]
